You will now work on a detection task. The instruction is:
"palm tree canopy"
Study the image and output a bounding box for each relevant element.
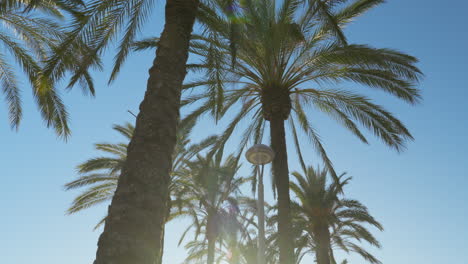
[0,0,85,136]
[64,119,218,229]
[290,166,383,264]
[180,0,422,180]
[41,0,242,89]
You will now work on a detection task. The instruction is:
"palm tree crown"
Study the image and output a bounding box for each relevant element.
[186,0,422,174]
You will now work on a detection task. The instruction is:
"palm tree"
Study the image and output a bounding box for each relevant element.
[41,0,246,262]
[290,166,383,264]
[174,153,246,264]
[182,1,421,262]
[217,197,307,264]
[0,0,85,136]
[65,120,217,229]
[180,196,268,264]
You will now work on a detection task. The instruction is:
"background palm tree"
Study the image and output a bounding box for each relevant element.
[181,1,421,262]
[263,202,310,264]
[174,153,246,264]
[0,0,85,136]
[290,166,383,264]
[65,120,217,229]
[181,196,272,264]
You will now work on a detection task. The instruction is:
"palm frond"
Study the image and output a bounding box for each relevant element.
[109,0,155,83]
[0,54,22,128]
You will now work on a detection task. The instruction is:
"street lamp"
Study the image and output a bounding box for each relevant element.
[245,144,274,264]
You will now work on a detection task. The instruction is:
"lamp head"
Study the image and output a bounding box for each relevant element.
[245,144,275,165]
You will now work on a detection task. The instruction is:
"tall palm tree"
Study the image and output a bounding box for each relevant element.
[181,1,421,262]
[65,120,218,229]
[174,153,246,264]
[0,0,85,135]
[290,166,383,264]
[41,0,246,262]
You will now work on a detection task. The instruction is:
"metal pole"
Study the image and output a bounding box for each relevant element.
[257,164,266,264]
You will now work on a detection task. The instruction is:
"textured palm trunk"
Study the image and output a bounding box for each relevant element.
[207,214,216,264]
[93,1,199,264]
[270,113,295,264]
[314,226,331,264]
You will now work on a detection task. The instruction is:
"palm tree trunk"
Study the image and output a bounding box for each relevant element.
[270,113,294,264]
[93,1,199,264]
[330,248,337,264]
[207,214,216,264]
[315,226,331,264]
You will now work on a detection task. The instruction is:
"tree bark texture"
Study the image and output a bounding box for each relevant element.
[207,213,216,264]
[93,1,199,263]
[270,113,295,264]
[314,226,332,264]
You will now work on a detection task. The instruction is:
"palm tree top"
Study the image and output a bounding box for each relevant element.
[177,0,422,180]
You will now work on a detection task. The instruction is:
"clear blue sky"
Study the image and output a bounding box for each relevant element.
[1,0,467,263]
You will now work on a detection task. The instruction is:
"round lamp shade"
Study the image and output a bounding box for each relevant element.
[245,144,275,165]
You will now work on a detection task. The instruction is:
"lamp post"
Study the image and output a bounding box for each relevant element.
[245,144,274,264]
